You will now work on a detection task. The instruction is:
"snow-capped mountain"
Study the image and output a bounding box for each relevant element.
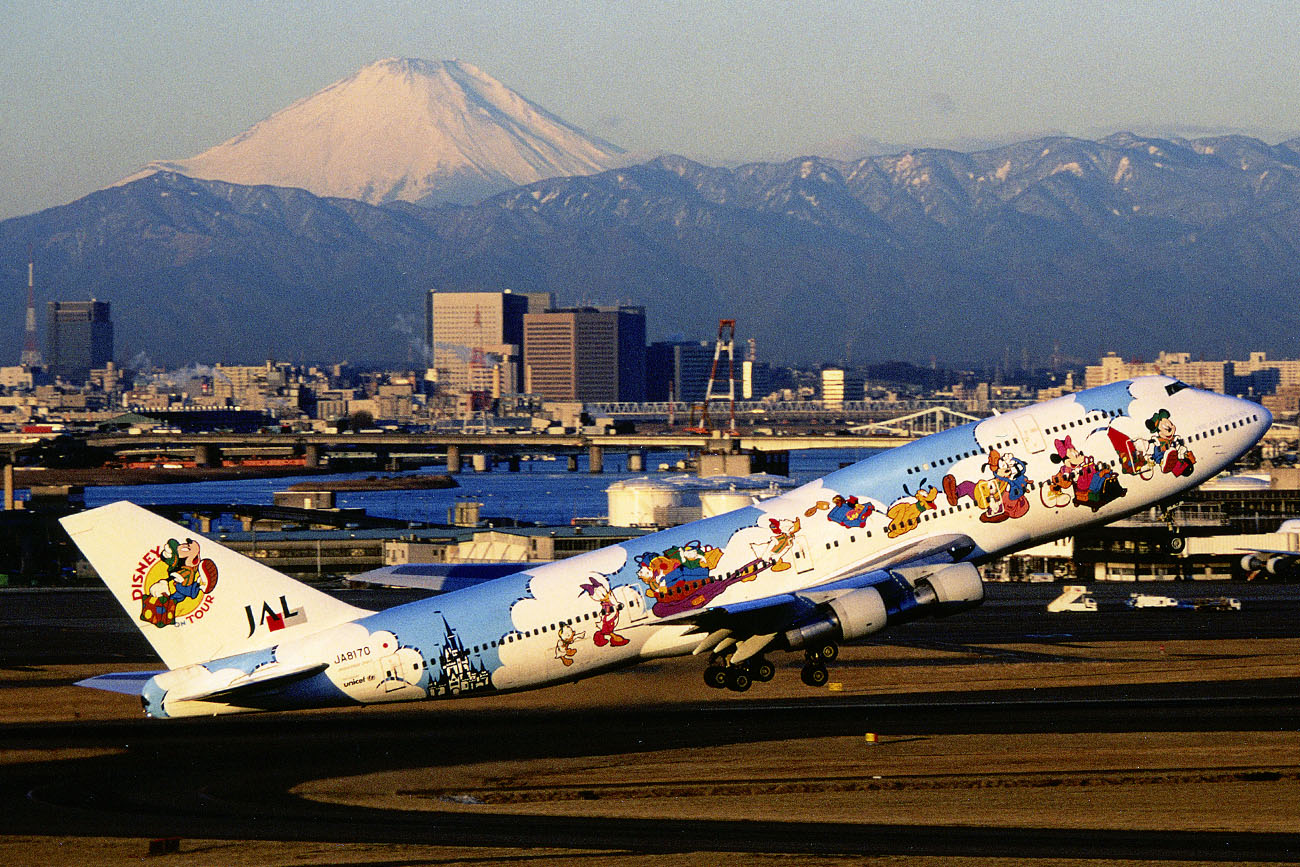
[122,58,627,205]
[12,133,1300,365]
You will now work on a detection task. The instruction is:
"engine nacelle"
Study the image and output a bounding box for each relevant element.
[904,562,985,617]
[783,586,888,650]
[782,563,984,650]
[1266,555,1297,579]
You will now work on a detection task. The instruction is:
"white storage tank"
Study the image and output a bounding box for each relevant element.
[698,477,794,517]
[607,474,794,527]
[606,477,687,527]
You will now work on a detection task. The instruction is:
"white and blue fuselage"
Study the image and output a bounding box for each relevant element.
[65,377,1270,717]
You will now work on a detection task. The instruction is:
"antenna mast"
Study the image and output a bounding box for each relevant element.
[686,319,738,435]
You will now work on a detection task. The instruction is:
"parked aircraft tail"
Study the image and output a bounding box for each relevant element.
[61,502,372,669]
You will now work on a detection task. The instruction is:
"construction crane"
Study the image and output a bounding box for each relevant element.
[686,319,738,435]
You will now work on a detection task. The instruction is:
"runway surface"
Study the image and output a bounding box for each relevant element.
[4,581,1298,666]
[3,583,1300,863]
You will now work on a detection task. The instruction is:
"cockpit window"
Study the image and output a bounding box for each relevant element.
[1165,380,1190,396]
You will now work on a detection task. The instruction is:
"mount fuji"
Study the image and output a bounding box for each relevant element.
[122,58,628,205]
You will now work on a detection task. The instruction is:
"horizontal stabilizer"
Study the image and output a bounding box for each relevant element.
[168,661,329,704]
[349,562,530,592]
[76,671,164,695]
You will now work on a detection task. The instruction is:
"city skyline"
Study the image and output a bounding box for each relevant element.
[4,1,1299,220]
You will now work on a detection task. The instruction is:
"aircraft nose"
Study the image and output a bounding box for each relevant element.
[1232,395,1272,442]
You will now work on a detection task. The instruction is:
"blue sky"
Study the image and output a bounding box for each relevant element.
[2,0,1298,220]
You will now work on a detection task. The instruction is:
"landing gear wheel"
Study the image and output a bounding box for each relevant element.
[806,641,839,663]
[725,667,752,692]
[1167,535,1186,554]
[704,665,728,689]
[800,662,829,687]
[750,658,775,683]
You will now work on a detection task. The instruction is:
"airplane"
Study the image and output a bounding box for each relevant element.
[62,375,1271,718]
[1239,518,1300,580]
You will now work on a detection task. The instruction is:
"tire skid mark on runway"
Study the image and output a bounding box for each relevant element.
[397,765,1300,805]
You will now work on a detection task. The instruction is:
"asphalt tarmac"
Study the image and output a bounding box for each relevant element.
[3,582,1300,865]
[4,581,1297,666]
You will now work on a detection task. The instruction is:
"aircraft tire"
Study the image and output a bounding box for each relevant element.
[726,668,752,692]
[704,665,728,689]
[800,662,829,687]
[1167,535,1186,554]
[807,641,839,663]
[750,658,775,683]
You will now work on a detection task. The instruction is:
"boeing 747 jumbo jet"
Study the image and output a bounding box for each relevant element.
[64,377,1270,718]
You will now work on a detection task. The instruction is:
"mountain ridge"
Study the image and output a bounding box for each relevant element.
[5,132,1300,368]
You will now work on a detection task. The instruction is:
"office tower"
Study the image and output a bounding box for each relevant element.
[523,306,646,402]
[820,367,864,408]
[647,340,715,403]
[46,300,112,383]
[427,290,529,396]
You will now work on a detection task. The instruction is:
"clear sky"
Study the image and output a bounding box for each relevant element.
[2,0,1298,220]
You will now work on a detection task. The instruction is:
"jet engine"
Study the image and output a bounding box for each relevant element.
[1240,553,1297,579]
[1266,555,1297,580]
[783,562,984,651]
[904,561,985,616]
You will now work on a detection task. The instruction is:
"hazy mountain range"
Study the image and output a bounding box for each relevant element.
[3,58,1300,368]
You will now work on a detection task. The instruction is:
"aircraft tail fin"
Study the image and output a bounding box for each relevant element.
[60,501,372,670]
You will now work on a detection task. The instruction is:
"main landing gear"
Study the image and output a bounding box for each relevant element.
[800,640,838,687]
[704,655,776,692]
[703,642,840,691]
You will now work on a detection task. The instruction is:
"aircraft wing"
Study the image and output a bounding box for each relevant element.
[653,531,978,629]
[807,532,978,590]
[656,532,983,664]
[349,562,532,592]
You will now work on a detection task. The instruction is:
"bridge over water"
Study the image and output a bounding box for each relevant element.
[87,430,921,474]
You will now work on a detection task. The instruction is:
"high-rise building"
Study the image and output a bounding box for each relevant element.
[741,359,772,400]
[46,300,112,383]
[20,254,40,368]
[426,290,531,396]
[647,340,715,403]
[523,306,646,402]
[821,367,864,408]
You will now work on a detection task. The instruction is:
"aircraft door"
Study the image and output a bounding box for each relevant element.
[794,535,815,574]
[379,652,406,692]
[1013,415,1047,454]
[612,582,650,623]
